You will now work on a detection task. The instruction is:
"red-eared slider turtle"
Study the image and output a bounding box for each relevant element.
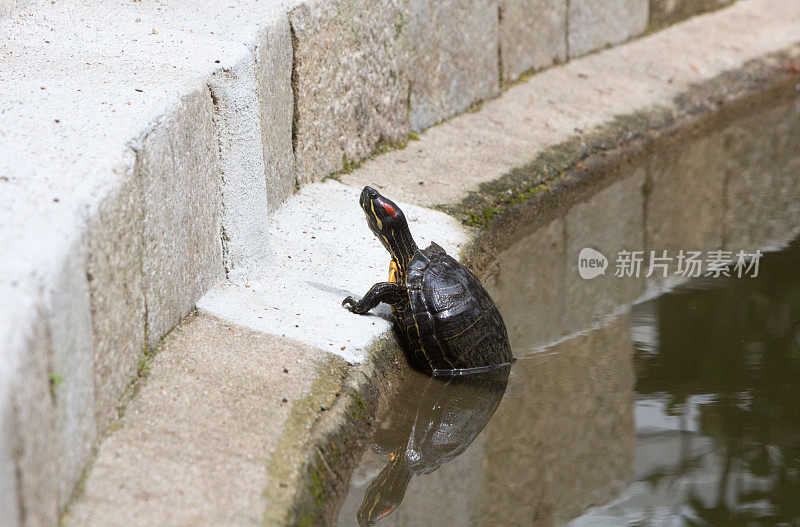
[357,368,510,525]
[342,186,514,374]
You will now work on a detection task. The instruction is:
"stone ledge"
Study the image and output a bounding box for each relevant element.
[68,62,800,525]
[65,312,345,526]
[197,180,468,362]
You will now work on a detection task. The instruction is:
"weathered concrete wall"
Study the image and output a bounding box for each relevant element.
[87,87,226,432]
[139,88,224,350]
[256,18,296,216]
[289,0,506,183]
[0,2,292,524]
[209,55,271,276]
[264,0,717,184]
[44,234,96,508]
[405,0,501,131]
[209,14,295,276]
[1,288,59,526]
[87,169,144,434]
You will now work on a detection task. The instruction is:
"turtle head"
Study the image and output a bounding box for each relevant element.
[357,450,411,526]
[360,186,418,268]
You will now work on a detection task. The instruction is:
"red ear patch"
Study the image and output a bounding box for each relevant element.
[381,201,398,217]
[378,505,395,520]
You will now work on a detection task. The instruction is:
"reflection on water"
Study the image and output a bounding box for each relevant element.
[340,318,634,527]
[341,368,509,526]
[574,239,800,525]
[337,99,800,526]
[480,317,635,525]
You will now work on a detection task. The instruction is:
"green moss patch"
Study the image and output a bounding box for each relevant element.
[330,131,421,180]
[263,335,408,526]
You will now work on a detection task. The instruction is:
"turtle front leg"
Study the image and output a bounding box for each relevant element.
[343,282,405,315]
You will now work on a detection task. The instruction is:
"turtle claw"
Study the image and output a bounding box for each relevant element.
[342,296,357,311]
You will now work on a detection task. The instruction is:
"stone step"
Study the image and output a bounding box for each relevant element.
[1,3,294,523]
[65,312,341,526]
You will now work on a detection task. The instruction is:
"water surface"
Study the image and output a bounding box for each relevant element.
[337,98,800,526]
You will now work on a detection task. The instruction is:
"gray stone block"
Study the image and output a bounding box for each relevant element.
[0,170,99,522]
[42,234,96,509]
[568,0,649,58]
[0,287,58,527]
[256,15,295,213]
[289,0,410,185]
[499,0,567,83]
[87,173,145,433]
[138,87,223,349]
[0,189,100,523]
[405,0,501,131]
[209,53,271,275]
[650,0,733,29]
[289,0,505,178]
[0,286,28,527]
[0,378,19,526]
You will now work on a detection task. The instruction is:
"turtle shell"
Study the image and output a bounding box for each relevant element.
[399,243,513,374]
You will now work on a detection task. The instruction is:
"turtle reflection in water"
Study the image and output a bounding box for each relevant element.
[343,186,514,375]
[357,367,510,526]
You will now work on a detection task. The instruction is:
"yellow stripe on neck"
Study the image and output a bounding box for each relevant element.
[369,200,382,231]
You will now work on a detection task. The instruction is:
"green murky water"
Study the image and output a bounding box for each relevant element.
[337,100,800,526]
